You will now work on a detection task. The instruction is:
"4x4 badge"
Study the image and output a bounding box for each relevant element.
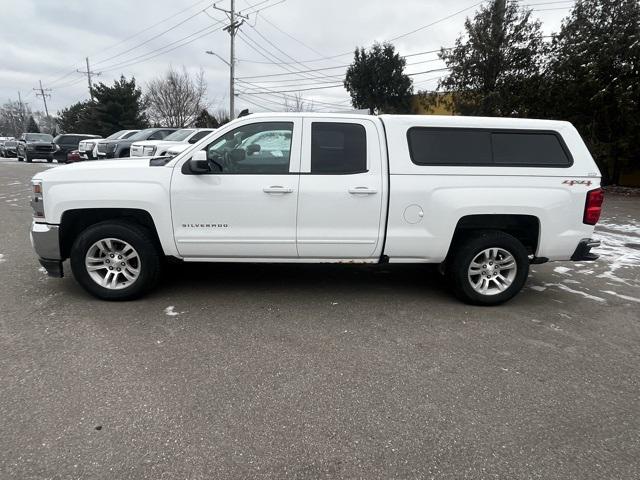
[563,180,592,186]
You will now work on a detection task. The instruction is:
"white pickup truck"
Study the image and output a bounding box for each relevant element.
[30,113,603,305]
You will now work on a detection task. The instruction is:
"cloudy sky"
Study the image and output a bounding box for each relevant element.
[0,0,573,116]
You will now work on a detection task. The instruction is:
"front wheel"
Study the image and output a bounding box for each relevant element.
[447,231,529,306]
[70,221,162,300]
[25,153,32,162]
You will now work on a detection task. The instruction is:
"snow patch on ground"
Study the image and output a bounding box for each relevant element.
[601,290,640,303]
[544,283,606,303]
[530,285,546,292]
[164,306,180,316]
[0,254,5,263]
[593,223,640,285]
[554,266,572,275]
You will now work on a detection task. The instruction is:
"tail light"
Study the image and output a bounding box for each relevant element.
[583,188,604,225]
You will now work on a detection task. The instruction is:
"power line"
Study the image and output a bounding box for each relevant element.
[44,0,211,88]
[98,19,225,73]
[92,7,210,67]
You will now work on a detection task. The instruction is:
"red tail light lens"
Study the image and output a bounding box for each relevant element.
[583,188,604,225]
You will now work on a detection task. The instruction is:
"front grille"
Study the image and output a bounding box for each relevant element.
[35,145,54,152]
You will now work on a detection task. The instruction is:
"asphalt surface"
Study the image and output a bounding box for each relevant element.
[1,158,639,479]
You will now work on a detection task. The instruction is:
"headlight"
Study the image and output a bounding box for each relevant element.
[31,181,44,218]
[143,146,156,156]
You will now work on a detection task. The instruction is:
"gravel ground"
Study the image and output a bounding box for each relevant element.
[1,158,639,479]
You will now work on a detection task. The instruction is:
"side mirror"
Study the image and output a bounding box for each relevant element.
[188,150,210,174]
[246,144,261,155]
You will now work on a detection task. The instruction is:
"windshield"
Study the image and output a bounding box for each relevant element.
[127,129,156,141]
[105,130,125,140]
[163,129,195,142]
[25,133,53,142]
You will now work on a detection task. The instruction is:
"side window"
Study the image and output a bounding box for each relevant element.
[311,122,367,174]
[492,132,571,166]
[189,130,212,143]
[203,122,293,174]
[407,128,492,165]
[407,128,572,167]
[148,130,165,140]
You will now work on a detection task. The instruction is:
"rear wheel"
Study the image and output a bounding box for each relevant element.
[447,230,529,306]
[70,221,162,301]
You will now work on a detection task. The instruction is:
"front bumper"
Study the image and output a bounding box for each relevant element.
[30,221,63,277]
[571,238,601,261]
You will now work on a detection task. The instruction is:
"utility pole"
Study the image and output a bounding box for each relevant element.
[33,80,51,131]
[212,0,247,120]
[77,57,101,101]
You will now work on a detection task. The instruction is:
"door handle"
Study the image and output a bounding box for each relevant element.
[263,186,293,194]
[348,187,378,195]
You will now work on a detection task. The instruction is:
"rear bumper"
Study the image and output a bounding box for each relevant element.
[30,221,63,277]
[571,238,600,261]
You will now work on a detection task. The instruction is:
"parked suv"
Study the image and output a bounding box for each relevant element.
[80,130,139,160]
[130,128,215,157]
[17,133,56,162]
[96,128,177,158]
[53,134,101,163]
[0,140,18,157]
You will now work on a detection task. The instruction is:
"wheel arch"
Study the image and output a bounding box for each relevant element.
[59,208,164,260]
[447,214,541,258]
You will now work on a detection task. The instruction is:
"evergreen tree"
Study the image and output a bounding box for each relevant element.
[92,76,148,137]
[547,0,640,184]
[194,109,220,128]
[437,0,547,116]
[344,42,413,114]
[57,101,95,133]
[26,116,40,133]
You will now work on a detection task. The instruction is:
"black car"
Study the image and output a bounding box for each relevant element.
[96,128,177,158]
[17,133,56,163]
[53,134,101,163]
[0,140,17,158]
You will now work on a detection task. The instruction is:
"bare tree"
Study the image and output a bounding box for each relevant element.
[283,92,314,112]
[145,66,207,127]
[0,100,31,137]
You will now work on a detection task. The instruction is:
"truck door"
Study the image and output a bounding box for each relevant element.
[296,118,385,259]
[171,118,302,258]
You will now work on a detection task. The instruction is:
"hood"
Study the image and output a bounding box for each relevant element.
[33,158,158,182]
[132,140,173,147]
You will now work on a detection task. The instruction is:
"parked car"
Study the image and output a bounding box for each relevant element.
[17,133,56,162]
[65,150,82,163]
[80,130,139,160]
[0,140,18,157]
[30,113,604,305]
[53,134,101,163]
[96,128,177,159]
[130,128,215,157]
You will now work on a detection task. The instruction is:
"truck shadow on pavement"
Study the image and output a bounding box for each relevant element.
[158,262,450,300]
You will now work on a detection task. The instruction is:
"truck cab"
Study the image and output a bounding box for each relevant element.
[30,113,603,305]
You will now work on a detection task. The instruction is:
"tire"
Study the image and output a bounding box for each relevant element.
[447,230,529,306]
[118,149,130,158]
[47,157,53,163]
[25,153,31,163]
[70,221,162,301]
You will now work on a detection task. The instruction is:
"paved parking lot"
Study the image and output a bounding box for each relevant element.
[1,158,639,479]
